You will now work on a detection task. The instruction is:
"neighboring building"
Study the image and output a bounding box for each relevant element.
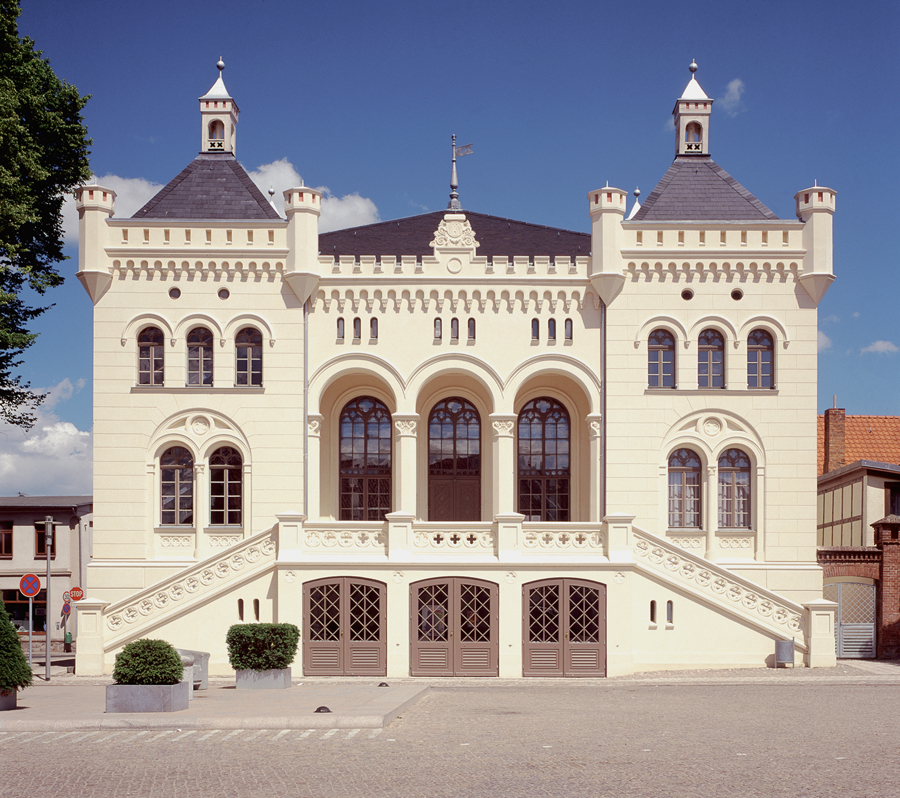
[817,409,900,657]
[0,496,93,642]
[74,61,838,677]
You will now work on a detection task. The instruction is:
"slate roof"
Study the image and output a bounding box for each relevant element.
[817,415,900,475]
[0,496,92,509]
[132,154,281,220]
[630,155,779,222]
[318,210,590,259]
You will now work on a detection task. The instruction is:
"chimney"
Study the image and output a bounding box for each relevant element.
[823,408,846,473]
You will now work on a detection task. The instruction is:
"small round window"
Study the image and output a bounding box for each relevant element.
[731,289,743,301]
[681,289,694,301]
[168,287,181,299]
[218,288,230,300]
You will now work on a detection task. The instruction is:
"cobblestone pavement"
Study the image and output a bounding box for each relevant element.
[2,681,899,797]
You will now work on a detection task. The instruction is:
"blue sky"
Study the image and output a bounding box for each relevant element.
[2,0,898,495]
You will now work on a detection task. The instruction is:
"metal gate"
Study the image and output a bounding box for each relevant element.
[523,579,606,677]
[823,582,876,658]
[410,577,498,676]
[302,577,387,675]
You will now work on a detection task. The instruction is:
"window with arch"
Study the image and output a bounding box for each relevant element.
[339,397,392,521]
[235,327,262,386]
[160,446,193,525]
[138,326,165,386]
[685,121,702,143]
[209,120,224,140]
[450,318,459,341]
[668,448,701,528]
[210,446,243,526]
[531,319,540,341]
[747,329,774,389]
[564,319,573,341]
[353,318,361,340]
[434,318,442,340]
[428,398,481,521]
[718,448,751,528]
[648,329,675,388]
[370,318,378,340]
[187,326,214,386]
[548,319,556,341]
[337,318,345,340]
[468,318,476,340]
[698,328,725,388]
[518,397,570,522]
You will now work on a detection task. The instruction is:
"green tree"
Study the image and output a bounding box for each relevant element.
[0,598,32,695]
[0,0,91,427]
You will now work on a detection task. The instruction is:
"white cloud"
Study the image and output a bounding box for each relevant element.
[246,158,303,216]
[817,330,832,352]
[861,340,899,354]
[62,174,164,243]
[720,78,746,117]
[852,311,860,319]
[0,380,92,496]
[822,314,840,324]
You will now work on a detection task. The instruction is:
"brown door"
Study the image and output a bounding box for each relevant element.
[410,577,498,676]
[303,577,386,676]
[523,579,606,677]
[428,398,481,521]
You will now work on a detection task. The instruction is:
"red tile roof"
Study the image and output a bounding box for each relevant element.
[818,415,900,475]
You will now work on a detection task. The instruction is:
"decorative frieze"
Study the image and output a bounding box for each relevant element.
[522,529,604,549]
[304,529,386,549]
[414,530,494,549]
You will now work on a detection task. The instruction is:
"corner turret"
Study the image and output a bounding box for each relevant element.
[673,61,713,156]
[199,58,239,155]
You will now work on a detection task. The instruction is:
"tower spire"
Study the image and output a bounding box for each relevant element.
[673,60,713,156]
[448,134,460,210]
[199,58,239,155]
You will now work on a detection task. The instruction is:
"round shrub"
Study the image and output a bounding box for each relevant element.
[112,638,184,685]
[0,599,32,696]
[226,623,300,671]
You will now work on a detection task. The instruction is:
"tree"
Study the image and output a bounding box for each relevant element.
[0,0,91,428]
[0,598,32,695]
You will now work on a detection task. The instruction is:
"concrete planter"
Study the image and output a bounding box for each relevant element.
[235,667,292,689]
[106,680,190,713]
[0,690,17,711]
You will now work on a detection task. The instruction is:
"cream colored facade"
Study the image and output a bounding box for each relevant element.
[75,65,838,677]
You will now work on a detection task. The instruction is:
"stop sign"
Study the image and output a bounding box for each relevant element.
[69,586,84,601]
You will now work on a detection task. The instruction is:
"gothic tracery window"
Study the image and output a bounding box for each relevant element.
[517,397,570,522]
[339,397,392,521]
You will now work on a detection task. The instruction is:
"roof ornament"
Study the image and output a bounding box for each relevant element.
[267,185,276,210]
[689,59,698,74]
[448,134,473,210]
[217,57,225,72]
[626,187,641,220]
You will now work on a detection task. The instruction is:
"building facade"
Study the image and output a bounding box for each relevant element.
[74,63,838,676]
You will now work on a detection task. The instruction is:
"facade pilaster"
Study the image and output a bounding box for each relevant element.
[490,414,517,517]
[306,415,323,521]
[393,414,419,517]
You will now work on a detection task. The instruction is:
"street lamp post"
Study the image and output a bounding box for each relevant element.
[44,516,53,682]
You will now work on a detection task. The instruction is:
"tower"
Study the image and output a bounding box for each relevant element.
[673,60,712,156]
[199,58,239,155]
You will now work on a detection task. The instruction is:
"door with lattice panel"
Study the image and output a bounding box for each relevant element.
[302,577,387,675]
[523,579,606,677]
[823,581,876,658]
[410,577,498,676]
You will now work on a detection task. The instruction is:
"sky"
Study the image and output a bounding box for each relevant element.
[1,0,898,496]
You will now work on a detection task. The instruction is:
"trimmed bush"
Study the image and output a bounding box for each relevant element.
[0,599,32,696]
[226,623,300,671]
[112,638,184,686]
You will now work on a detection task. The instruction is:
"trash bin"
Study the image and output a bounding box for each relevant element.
[64,631,72,653]
[775,638,794,668]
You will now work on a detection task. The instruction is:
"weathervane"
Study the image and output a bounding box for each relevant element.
[448,134,473,210]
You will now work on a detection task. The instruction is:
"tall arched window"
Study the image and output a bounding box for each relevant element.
[428,398,480,521]
[718,448,751,528]
[160,446,193,525]
[337,318,345,340]
[747,329,774,389]
[518,397,570,522]
[138,326,165,386]
[187,326,214,386]
[450,318,459,340]
[531,319,540,341]
[339,397,392,521]
[648,329,675,388]
[210,446,242,526]
[564,319,573,341]
[548,319,556,341]
[235,327,262,386]
[370,318,378,340]
[668,448,701,528]
[434,318,442,340]
[353,318,361,340]
[698,329,725,388]
[468,318,476,340]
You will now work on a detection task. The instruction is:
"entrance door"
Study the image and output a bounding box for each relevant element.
[824,582,876,658]
[302,577,386,675]
[428,398,481,521]
[523,579,606,677]
[410,577,498,676]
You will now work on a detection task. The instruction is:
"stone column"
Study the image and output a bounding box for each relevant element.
[73,597,109,676]
[306,414,323,521]
[393,414,419,517]
[490,414,517,517]
[803,598,838,668]
[193,461,206,560]
[706,464,718,560]
[586,413,603,522]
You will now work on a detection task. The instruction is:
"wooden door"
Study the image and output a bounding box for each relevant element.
[522,579,606,677]
[303,577,386,676]
[410,577,498,676]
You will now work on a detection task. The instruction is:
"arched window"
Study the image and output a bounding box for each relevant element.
[450,318,459,341]
[434,318,442,340]
[370,318,378,340]
[718,448,751,528]
[564,319,573,341]
[428,398,480,521]
[668,448,701,528]
[339,397,392,521]
[548,319,556,341]
[187,326,213,386]
[352,318,361,340]
[531,319,540,341]
[468,318,476,340]
[138,326,165,386]
[698,329,725,388]
[685,122,702,143]
[160,446,193,525]
[235,327,262,386]
[210,446,242,526]
[747,329,774,389]
[337,318,345,340]
[648,329,675,388]
[517,397,570,522]
[209,120,224,140]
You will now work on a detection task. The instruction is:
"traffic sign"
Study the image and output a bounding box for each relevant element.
[63,591,70,602]
[61,603,71,616]
[69,586,84,601]
[19,573,41,598]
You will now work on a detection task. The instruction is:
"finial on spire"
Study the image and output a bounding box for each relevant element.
[217,57,225,72]
[626,186,642,220]
[448,133,460,210]
[689,59,698,74]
